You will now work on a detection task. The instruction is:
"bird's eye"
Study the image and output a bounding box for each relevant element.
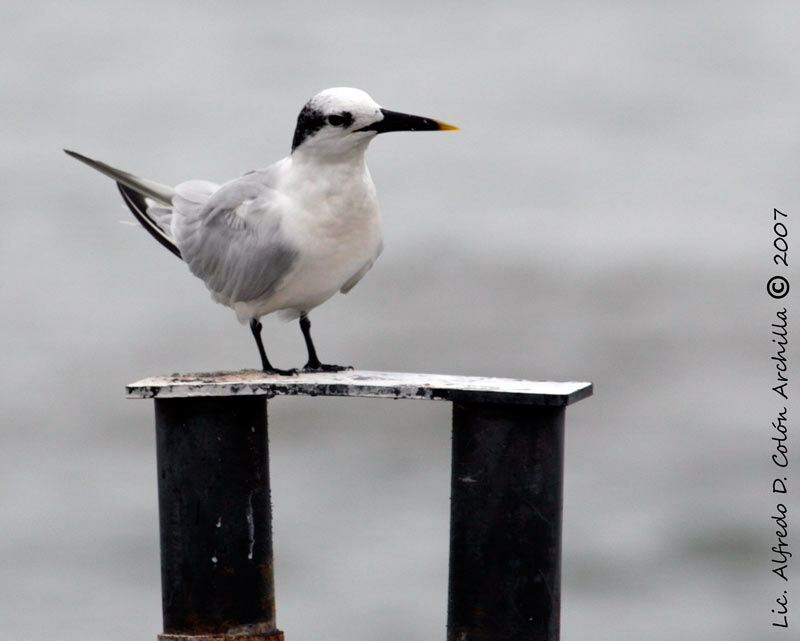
[327,114,347,127]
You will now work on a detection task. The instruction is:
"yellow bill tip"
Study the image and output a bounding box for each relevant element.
[434,119,459,131]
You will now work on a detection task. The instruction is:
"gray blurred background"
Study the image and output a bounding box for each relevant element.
[1,1,794,639]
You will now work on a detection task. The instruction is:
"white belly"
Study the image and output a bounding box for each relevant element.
[233,169,383,321]
[267,212,382,315]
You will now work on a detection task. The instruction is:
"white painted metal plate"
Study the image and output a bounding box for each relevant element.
[127,370,592,406]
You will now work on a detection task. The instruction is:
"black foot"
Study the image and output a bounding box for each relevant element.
[262,366,298,377]
[297,314,351,374]
[302,362,353,373]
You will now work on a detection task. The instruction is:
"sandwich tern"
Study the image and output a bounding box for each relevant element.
[65,87,456,374]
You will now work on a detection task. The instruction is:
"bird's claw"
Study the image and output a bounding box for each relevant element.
[262,366,298,377]
[302,363,353,373]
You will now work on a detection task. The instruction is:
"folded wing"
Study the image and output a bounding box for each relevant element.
[172,170,299,306]
[66,149,299,309]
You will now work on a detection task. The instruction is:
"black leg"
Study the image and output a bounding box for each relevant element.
[298,313,351,372]
[250,319,295,376]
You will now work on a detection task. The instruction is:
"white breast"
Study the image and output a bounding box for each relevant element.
[236,156,383,320]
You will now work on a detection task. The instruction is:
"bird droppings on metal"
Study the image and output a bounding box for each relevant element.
[246,493,255,561]
[127,369,592,406]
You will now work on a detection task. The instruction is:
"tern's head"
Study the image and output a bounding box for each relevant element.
[291,87,457,158]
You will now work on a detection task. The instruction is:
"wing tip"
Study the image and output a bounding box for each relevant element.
[117,183,183,260]
[64,148,97,168]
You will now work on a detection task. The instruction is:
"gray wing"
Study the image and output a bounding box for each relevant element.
[173,168,298,304]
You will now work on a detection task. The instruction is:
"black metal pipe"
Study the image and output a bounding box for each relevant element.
[154,396,281,639]
[447,402,566,641]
